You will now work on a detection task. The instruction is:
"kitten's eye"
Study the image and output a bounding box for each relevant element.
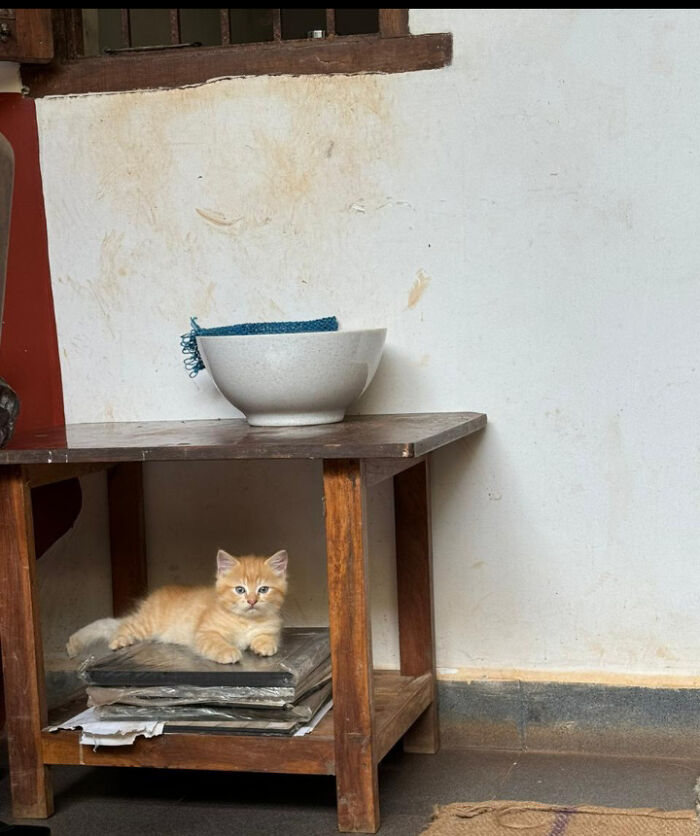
[234,586,246,595]
[258,586,270,594]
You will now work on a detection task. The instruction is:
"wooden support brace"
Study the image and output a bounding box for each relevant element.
[0,466,53,817]
[324,458,379,833]
[361,455,426,489]
[23,462,112,488]
[108,462,148,615]
[394,458,439,753]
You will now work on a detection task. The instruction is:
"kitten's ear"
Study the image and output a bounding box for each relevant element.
[216,549,239,576]
[265,550,288,576]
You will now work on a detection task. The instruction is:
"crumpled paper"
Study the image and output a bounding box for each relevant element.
[48,706,164,747]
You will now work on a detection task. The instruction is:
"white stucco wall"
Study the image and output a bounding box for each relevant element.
[34,9,700,679]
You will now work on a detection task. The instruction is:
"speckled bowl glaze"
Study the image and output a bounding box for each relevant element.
[197,328,386,426]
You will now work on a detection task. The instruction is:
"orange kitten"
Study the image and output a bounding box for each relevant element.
[66,549,288,664]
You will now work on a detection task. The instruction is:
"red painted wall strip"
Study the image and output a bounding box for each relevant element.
[0,92,65,433]
[0,95,74,732]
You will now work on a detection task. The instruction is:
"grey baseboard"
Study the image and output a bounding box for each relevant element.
[438,679,700,759]
[35,670,700,762]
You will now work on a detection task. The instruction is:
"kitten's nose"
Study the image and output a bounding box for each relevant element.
[247,597,257,607]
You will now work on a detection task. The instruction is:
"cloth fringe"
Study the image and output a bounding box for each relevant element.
[180,315,339,377]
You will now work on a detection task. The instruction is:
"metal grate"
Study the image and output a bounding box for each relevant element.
[80,9,382,56]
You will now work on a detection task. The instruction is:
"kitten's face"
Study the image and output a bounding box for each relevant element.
[215,550,287,618]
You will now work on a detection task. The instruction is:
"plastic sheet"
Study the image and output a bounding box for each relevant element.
[79,626,330,688]
[80,627,331,709]
[94,681,332,732]
[87,659,332,710]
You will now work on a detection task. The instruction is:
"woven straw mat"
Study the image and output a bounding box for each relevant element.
[421,801,699,835]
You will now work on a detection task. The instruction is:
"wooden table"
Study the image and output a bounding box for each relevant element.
[0,412,486,833]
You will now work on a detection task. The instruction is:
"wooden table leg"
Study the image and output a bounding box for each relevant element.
[0,466,53,818]
[108,462,148,615]
[323,459,379,834]
[394,458,439,754]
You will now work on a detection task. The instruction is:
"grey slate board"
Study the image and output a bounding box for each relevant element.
[80,627,329,688]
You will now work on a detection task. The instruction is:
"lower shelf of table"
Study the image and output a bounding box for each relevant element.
[42,670,433,776]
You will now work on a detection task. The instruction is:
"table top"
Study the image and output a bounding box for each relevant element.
[0,412,486,464]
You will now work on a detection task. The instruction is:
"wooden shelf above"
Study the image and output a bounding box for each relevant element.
[42,671,432,775]
[0,413,486,465]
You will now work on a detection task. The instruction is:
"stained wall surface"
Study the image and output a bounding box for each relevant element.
[23,10,700,678]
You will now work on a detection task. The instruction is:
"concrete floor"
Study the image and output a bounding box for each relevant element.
[1,747,699,836]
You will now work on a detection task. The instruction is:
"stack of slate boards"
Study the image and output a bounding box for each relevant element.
[79,627,332,736]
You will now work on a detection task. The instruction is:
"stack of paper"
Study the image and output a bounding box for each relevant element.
[51,628,332,746]
[48,709,164,747]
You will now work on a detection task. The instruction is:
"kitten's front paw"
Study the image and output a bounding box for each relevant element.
[109,632,136,650]
[250,635,278,657]
[210,646,242,665]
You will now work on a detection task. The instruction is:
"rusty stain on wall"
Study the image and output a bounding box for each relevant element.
[195,207,271,236]
[407,269,432,308]
[98,230,126,303]
[195,208,242,227]
[201,74,396,236]
[348,196,415,214]
[200,280,216,316]
[86,87,179,206]
[39,73,402,337]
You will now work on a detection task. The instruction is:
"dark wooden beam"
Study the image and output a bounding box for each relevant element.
[22,32,453,97]
[325,9,336,38]
[169,9,181,45]
[108,462,148,616]
[379,9,409,38]
[361,455,426,489]
[23,462,112,488]
[0,9,53,63]
[272,9,282,41]
[323,459,379,833]
[394,458,439,753]
[219,9,230,46]
[120,9,131,49]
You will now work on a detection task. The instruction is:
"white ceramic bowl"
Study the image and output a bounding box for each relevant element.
[197,328,386,427]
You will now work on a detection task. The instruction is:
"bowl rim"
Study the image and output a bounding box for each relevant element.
[196,327,387,341]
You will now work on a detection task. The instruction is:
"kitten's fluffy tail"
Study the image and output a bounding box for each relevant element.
[66,617,121,658]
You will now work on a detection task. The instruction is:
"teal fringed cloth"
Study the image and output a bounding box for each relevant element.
[180,316,339,377]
